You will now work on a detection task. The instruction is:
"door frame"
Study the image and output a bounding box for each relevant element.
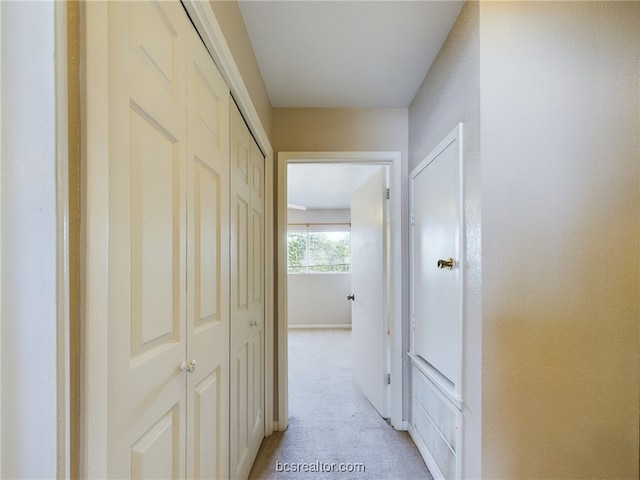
[1,2,71,477]
[277,151,404,430]
[82,2,275,476]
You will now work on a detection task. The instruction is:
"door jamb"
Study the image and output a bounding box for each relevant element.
[277,151,404,430]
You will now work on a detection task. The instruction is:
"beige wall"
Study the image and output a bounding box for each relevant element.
[273,108,408,156]
[480,2,639,478]
[408,2,481,478]
[209,0,273,139]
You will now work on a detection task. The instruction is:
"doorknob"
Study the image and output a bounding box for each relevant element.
[347,294,355,301]
[180,360,197,373]
[437,258,455,270]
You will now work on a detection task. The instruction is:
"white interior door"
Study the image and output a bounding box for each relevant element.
[230,102,265,480]
[185,28,231,480]
[106,2,188,477]
[350,167,388,418]
[411,125,462,393]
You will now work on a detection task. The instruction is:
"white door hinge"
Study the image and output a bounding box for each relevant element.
[410,212,415,225]
[386,188,390,200]
[386,373,391,385]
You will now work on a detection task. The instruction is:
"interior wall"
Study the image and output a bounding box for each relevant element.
[273,108,407,156]
[208,0,273,139]
[408,2,481,477]
[287,208,350,225]
[288,275,351,327]
[480,2,639,478]
[1,2,58,477]
[287,208,351,328]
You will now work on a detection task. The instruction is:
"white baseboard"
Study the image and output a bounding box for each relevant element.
[288,324,352,330]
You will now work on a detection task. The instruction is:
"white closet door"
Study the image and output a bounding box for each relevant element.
[230,102,265,480]
[185,26,231,480]
[411,124,463,394]
[106,2,188,477]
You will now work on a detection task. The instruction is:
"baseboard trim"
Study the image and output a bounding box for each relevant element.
[288,324,352,330]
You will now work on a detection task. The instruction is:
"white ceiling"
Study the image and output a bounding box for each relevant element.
[238,0,464,108]
[238,0,464,209]
[288,164,383,210]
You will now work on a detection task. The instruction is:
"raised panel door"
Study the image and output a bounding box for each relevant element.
[106,2,187,477]
[185,26,230,480]
[229,102,265,480]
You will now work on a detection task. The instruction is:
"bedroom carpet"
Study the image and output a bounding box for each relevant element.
[249,328,432,480]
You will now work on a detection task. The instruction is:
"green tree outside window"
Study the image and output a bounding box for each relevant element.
[287,231,350,273]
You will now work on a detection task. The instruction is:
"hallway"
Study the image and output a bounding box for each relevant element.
[249,329,431,479]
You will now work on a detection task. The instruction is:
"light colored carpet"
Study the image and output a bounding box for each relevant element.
[249,329,432,480]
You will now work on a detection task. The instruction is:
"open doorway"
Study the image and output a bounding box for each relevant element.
[286,163,380,330]
[276,151,404,432]
[287,163,388,420]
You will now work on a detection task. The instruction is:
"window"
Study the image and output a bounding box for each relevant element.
[287,230,350,273]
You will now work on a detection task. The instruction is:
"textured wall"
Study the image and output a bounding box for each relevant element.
[480,2,639,478]
[408,2,481,477]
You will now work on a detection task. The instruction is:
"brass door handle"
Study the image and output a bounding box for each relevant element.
[437,258,455,270]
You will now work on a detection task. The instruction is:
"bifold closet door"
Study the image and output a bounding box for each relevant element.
[230,102,266,480]
[98,1,231,477]
[105,2,188,477]
[185,23,231,480]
